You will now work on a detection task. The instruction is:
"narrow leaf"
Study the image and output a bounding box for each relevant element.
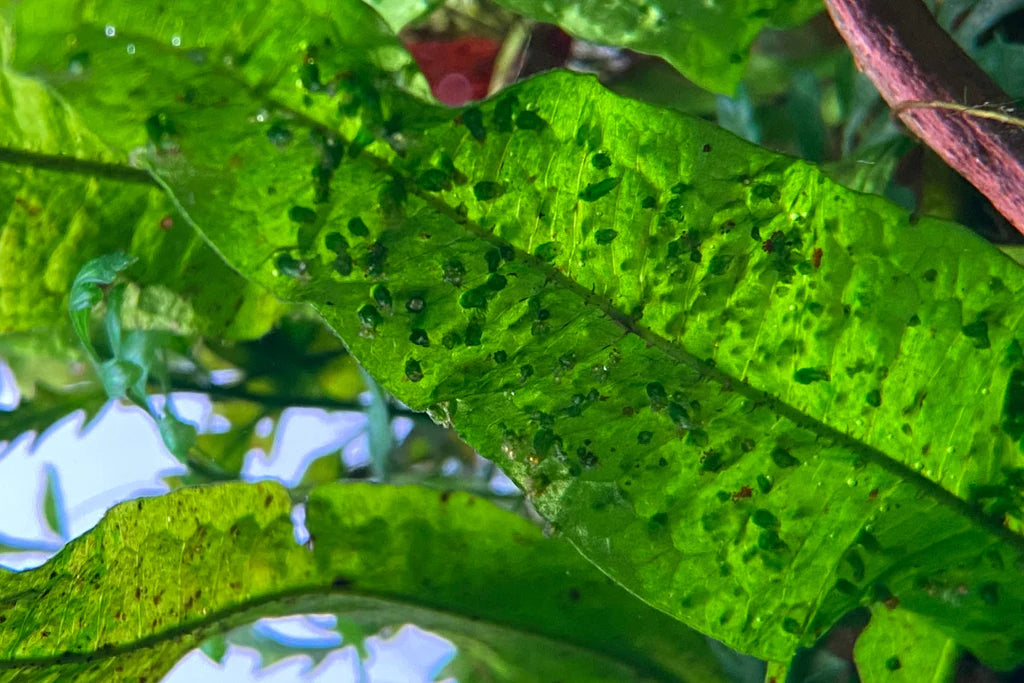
[0,482,727,682]
[67,252,135,361]
[41,464,69,541]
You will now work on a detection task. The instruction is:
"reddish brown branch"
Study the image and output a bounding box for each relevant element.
[825,0,1024,236]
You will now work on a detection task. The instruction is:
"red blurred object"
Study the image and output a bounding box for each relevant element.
[405,37,502,106]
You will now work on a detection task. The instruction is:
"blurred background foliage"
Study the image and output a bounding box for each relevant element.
[2,0,1023,680]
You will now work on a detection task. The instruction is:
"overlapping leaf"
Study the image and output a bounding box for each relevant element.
[7,0,1024,670]
[0,67,284,340]
[854,608,959,683]
[487,0,822,94]
[360,0,440,32]
[0,482,725,682]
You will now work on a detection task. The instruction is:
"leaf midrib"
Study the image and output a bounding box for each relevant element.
[0,581,680,681]
[0,147,154,185]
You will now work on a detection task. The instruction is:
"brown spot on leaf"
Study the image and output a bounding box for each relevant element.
[731,486,753,501]
[14,197,41,216]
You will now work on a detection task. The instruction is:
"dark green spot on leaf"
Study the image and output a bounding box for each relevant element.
[288,206,317,223]
[405,359,423,382]
[534,242,558,262]
[358,304,382,328]
[579,177,621,202]
[769,447,798,468]
[515,110,546,130]
[462,107,485,141]
[459,287,489,309]
[474,181,503,201]
[372,284,392,310]
[409,329,429,347]
[592,152,611,169]
[794,367,829,384]
[465,322,482,346]
[348,217,369,237]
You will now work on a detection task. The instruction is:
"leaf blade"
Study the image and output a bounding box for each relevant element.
[0,482,726,682]
[10,0,1024,668]
[486,0,821,94]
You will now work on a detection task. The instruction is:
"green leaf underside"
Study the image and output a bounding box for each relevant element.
[359,0,439,33]
[488,0,822,95]
[0,482,725,683]
[8,0,1024,668]
[853,607,959,683]
[0,68,283,340]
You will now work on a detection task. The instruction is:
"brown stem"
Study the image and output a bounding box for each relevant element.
[824,0,1024,236]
